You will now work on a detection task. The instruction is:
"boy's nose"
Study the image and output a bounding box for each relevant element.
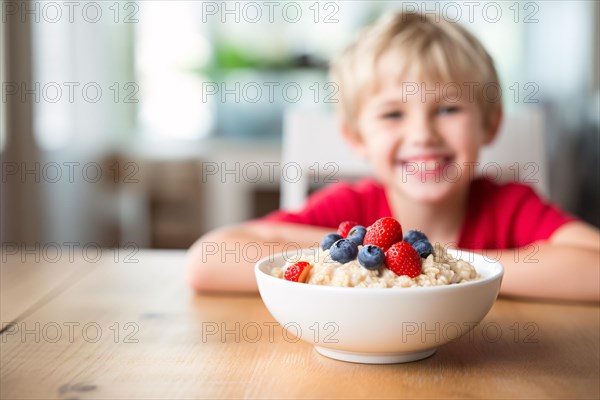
[404,113,440,145]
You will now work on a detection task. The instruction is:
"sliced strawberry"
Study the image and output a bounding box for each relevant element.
[283,261,313,283]
[337,221,358,238]
[385,241,422,278]
[363,217,403,251]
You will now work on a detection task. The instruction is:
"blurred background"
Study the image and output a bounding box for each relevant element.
[1,0,598,250]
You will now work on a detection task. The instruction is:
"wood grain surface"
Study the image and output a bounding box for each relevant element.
[1,250,598,399]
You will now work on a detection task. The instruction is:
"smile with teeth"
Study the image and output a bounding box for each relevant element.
[395,155,455,177]
[397,155,454,166]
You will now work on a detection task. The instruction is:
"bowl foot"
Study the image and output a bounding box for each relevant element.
[314,347,437,364]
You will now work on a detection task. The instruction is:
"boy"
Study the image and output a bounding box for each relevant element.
[187,12,599,300]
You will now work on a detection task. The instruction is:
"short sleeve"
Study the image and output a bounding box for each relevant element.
[509,184,578,247]
[460,179,578,249]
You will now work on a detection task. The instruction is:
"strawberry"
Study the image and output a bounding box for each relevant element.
[363,217,403,251]
[337,221,358,238]
[385,241,422,278]
[283,261,313,283]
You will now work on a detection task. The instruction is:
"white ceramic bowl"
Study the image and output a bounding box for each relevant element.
[255,248,503,364]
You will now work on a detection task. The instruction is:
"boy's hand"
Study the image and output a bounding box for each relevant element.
[494,221,599,301]
[186,221,332,293]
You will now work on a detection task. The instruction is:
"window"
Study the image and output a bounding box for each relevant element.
[135,2,213,141]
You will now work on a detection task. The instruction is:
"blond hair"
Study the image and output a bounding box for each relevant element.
[330,12,501,133]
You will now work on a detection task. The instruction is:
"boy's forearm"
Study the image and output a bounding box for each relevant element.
[487,243,600,302]
[189,221,600,300]
[186,222,331,293]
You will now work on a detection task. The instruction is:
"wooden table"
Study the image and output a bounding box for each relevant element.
[1,250,598,399]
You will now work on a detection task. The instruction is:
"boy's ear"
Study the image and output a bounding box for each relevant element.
[483,105,503,145]
[340,123,369,159]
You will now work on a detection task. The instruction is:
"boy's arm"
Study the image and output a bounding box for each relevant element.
[492,221,600,301]
[188,218,599,299]
[186,221,332,292]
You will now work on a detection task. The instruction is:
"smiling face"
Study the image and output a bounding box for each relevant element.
[346,65,500,205]
[331,12,503,206]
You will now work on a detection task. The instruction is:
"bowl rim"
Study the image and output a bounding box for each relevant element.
[255,248,504,293]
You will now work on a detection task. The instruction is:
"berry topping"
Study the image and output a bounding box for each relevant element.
[385,241,422,278]
[283,261,313,283]
[337,221,358,238]
[403,230,429,245]
[412,240,433,259]
[358,245,385,270]
[321,233,343,250]
[363,217,403,251]
[329,239,359,264]
[347,225,367,246]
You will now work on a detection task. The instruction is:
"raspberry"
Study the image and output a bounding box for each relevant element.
[337,221,358,238]
[283,261,313,283]
[385,241,422,278]
[363,217,403,251]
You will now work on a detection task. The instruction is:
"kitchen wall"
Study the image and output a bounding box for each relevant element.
[2,1,598,250]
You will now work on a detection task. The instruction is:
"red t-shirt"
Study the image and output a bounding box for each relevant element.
[261,178,576,249]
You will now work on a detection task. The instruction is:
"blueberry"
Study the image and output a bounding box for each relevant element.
[412,240,433,258]
[329,239,358,264]
[347,225,367,246]
[403,230,429,245]
[321,233,343,250]
[358,245,385,270]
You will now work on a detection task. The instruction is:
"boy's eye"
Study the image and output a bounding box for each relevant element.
[437,106,460,115]
[381,111,403,119]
